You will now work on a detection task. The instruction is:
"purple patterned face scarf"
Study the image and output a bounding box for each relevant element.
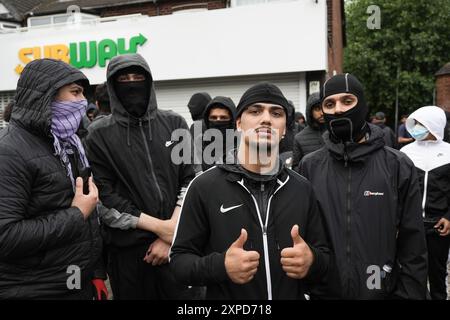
[51,100,90,189]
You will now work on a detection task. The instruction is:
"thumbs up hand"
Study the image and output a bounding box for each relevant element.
[225,229,260,284]
[280,225,314,279]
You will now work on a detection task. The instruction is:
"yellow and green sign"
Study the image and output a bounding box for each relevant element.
[15,33,147,74]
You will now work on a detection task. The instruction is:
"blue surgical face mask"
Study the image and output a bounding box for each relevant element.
[409,123,429,141]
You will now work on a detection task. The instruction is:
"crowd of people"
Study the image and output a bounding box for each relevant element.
[0,54,449,300]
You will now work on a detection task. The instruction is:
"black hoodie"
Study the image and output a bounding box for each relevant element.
[85,54,196,248]
[292,93,325,171]
[299,124,428,299]
[444,111,450,143]
[200,96,236,171]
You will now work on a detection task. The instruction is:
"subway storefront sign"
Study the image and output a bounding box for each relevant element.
[0,1,327,91]
[15,33,147,74]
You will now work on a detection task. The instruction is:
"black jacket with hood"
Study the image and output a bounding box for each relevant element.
[375,123,397,149]
[170,163,330,300]
[299,124,428,299]
[85,54,196,248]
[444,111,450,143]
[201,96,236,171]
[0,59,103,299]
[292,93,325,171]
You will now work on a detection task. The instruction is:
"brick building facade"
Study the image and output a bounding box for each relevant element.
[436,62,450,112]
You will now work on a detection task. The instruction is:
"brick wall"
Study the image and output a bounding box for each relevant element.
[436,73,450,112]
[327,0,344,78]
[100,0,226,18]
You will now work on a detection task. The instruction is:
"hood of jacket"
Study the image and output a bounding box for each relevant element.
[324,123,385,163]
[11,58,89,138]
[305,92,322,128]
[188,92,211,121]
[106,53,158,125]
[203,96,237,128]
[406,106,446,141]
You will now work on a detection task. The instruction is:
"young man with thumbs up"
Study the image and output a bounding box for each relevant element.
[170,83,330,299]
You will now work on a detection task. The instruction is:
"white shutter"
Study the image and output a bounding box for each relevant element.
[154,72,305,126]
[0,91,15,129]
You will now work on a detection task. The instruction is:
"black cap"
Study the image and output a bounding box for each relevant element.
[236,82,289,121]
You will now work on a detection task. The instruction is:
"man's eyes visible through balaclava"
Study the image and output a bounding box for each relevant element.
[116,73,146,82]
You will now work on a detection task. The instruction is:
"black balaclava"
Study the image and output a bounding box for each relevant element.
[209,119,233,134]
[321,73,369,143]
[205,96,236,135]
[114,66,150,118]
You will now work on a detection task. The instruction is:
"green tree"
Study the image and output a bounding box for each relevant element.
[344,0,450,125]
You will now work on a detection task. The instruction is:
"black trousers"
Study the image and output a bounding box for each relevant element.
[107,244,203,300]
[426,232,450,300]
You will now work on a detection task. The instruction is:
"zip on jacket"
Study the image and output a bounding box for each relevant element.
[236,176,289,300]
[138,118,164,208]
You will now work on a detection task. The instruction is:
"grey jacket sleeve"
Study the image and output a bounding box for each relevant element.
[96,203,139,230]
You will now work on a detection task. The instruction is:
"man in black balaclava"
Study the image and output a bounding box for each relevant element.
[321,73,369,143]
[85,54,197,300]
[201,96,236,171]
[299,73,427,300]
[114,65,150,118]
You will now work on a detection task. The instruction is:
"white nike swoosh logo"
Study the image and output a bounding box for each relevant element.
[220,204,243,214]
[165,141,175,147]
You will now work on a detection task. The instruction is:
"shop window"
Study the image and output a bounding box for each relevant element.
[27,13,97,27]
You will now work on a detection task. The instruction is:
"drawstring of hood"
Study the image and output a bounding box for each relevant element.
[148,117,153,141]
[127,113,131,147]
[125,112,153,147]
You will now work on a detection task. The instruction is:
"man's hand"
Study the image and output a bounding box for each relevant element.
[280,225,314,279]
[71,177,99,220]
[225,229,260,284]
[434,218,450,236]
[143,238,170,266]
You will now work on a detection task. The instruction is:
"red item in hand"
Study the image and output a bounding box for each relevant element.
[92,279,108,300]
